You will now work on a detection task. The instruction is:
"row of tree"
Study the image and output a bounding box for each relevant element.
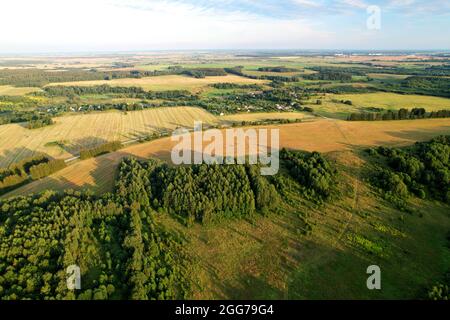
[348,108,450,121]
[210,83,264,90]
[257,66,298,73]
[79,141,123,160]
[29,159,67,180]
[304,71,353,81]
[0,155,67,194]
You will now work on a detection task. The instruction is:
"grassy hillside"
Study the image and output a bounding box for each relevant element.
[310,93,450,119]
[158,150,450,299]
[331,93,450,110]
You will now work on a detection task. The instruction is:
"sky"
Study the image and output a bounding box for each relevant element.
[0,0,449,53]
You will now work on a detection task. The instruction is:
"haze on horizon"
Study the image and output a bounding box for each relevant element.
[0,0,449,54]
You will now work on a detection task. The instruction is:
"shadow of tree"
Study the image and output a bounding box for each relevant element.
[61,136,110,155]
[384,125,450,144]
[0,147,51,169]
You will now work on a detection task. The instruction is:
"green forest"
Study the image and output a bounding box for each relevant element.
[0,150,337,300]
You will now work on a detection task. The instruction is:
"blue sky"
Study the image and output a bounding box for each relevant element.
[0,0,449,53]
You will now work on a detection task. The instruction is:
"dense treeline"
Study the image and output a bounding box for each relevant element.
[348,108,450,121]
[115,152,335,225]
[304,71,353,81]
[383,76,450,98]
[0,188,188,300]
[0,69,179,87]
[29,159,67,180]
[367,135,450,207]
[26,115,54,129]
[315,85,379,94]
[44,85,147,96]
[210,83,264,90]
[181,68,227,78]
[308,65,450,77]
[257,66,298,73]
[79,141,123,160]
[279,149,337,204]
[116,159,279,225]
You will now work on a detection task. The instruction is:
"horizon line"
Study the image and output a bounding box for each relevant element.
[1,48,450,57]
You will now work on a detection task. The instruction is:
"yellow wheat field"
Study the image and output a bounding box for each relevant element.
[0,107,218,168]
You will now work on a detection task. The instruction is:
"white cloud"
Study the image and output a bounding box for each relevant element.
[386,0,450,13]
[0,0,448,52]
[0,0,333,52]
[338,0,368,9]
[388,0,416,6]
[291,0,324,8]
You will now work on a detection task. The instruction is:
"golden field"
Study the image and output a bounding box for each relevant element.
[0,107,217,168]
[4,117,449,198]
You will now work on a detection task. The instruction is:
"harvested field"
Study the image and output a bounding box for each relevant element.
[0,107,218,168]
[4,118,449,198]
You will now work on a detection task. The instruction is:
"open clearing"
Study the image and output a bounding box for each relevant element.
[0,85,41,95]
[46,74,267,92]
[328,92,450,111]
[0,107,217,168]
[4,117,449,198]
